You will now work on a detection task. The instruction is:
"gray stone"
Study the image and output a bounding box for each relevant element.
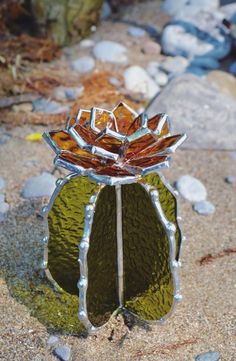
[195,350,220,361]
[54,345,71,361]
[160,56,189,75]
[108,77,122,87]
[193,200,215,215]
[124,66,160,99]
[225,175,235,184]
[22,172,57,198]
[0,177,6,190]
[128,26,146,37]
[71,56,95,73]
[175,175,207,203]
[93,41,128,64]
[146,74,236,150]
[53,86,84,101]
[0,202,9,222]
[190,56,220,70]
[47,335,59,346]
[229,61,236,76]
[79,39,95,49]
[0,194,5,203]
[101,1,111,20]
[32,98,69,114]
[207,70,236,99]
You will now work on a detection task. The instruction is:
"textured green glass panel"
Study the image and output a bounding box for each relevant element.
[122,183,174,321]
[47,175,98,294]
[87,185,119,327]
[143,173,182,260]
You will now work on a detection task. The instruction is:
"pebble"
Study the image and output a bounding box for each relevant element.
[146,61,160,77]
[186,66,208,77]
[153,70,168,87]
[229,61,236,76]
[70,56,95,73]
[141,41,161,55]
[23,160,38,168]
[195,351,220,361]
[225,175,235,184]
[160,56,189,75]
[190,56,220,70]
[146,63,168,87]
[22,172,57,198]
[123,65,160,99]
[53,86,84,101]
[47,335,59,346]
[12,103,33,113]
[32,98,69,114]
[101,1,111,19]
[0,202,9,222]
[93,41,128,64]
[161,21,231,60]
[193,200,215,216]
[0,133,11,145]
[175,175,207,203]
[54,345,71,361]
[108,76,122,87]
[128,26,146,37]
[0,194,5,203]
[0,177,6,190]
[79,39,95,49]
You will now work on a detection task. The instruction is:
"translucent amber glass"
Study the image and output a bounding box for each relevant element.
[113,103,136,133]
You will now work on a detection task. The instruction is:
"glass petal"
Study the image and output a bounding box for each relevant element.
[125,114,143,136]
[148,113,170,137]
[59,150,113,169]
[73,124,122,154]
[129,134,185,159]
[122,183,174,321]
[123,133,157,159]
[95,165,132,176]
[126,155,167,168]
[47,176,98,295]
[86,185,119,327]
[75,109,91,128]
[92,108,117,132]
[49,130,78,153]
[113,102,136,133]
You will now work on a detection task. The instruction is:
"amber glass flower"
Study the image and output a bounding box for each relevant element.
[43,102,186,180]
[42,102,187,334]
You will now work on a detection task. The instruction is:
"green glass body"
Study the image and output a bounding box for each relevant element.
[46,173,181,330]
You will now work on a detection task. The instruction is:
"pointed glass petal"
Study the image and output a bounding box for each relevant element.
[113,102,137,133]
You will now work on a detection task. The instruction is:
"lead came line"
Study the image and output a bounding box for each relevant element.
[115,184,124,306]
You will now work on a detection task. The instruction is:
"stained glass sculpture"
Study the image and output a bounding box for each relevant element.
[42,102,186,333]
